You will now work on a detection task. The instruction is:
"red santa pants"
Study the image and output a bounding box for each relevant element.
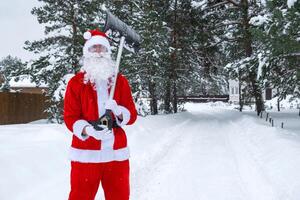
[68,160,130,200]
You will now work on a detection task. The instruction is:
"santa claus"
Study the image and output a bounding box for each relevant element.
[64,29,137,200]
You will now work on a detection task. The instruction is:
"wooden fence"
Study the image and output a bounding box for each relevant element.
[0,92,49,125]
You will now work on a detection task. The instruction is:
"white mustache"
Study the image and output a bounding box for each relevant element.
[81,53,115,85]
[84,52,111,59]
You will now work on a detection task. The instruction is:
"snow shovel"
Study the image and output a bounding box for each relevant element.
[92,9,141,131]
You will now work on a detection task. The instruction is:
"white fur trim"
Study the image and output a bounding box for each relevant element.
[69,147,130,163]
[73,120,90,141]
[83,31,92,40]
[115,106,131,127]
[101,130,115,149]
[83,35,111,55]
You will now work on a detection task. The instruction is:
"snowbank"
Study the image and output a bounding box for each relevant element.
[265,95,300,110]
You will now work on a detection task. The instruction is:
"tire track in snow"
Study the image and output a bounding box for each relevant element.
[208,111,282,200]
[225,120,281,200]
[133,111,249,200]
[131,109,287,200]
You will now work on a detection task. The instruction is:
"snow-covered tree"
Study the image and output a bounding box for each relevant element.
[187,0,229,97]
[133,0,170,114]
[212,0,266,115]
[251,0,300,106]
[0,56,25,91]
[23,0,299,119]
[25,0,106,122]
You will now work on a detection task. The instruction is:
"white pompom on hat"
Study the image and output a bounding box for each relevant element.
[83,31,92,40]
[83,29,111,55]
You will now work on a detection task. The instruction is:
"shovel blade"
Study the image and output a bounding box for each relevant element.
[104,10,141,52]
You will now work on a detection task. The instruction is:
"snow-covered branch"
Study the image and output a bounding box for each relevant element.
[226,0,239,7]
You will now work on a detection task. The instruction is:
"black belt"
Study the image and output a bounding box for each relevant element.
[88,119,120,130]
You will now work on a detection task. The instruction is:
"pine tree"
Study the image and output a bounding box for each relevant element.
[165,0,204,113]
[25,0,106,122]
[252,0,300,107]
[187,0,228,97]
[217,0,266,115]
[132,0,169,114]
[0,56,25,91]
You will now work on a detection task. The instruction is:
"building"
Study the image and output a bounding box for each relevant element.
[9,77,48,94]
[228,80,240,103]
[228,79,276,104]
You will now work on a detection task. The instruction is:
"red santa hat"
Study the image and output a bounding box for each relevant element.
[83,29,111,55]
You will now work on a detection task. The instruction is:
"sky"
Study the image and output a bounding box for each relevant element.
[0,0,44,61]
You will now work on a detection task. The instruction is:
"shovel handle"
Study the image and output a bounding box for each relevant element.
[109,36,125,100]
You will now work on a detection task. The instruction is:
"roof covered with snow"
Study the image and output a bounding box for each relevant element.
[9,76,47,88]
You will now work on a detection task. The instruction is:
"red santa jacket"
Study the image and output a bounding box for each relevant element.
[64,72,137,163]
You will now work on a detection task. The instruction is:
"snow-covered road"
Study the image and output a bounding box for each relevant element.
[1,103,300,200]
[128,104,300,200]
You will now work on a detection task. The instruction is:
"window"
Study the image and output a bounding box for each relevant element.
[265,88,272,100]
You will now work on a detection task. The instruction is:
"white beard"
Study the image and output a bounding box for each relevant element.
[81,52,115,85]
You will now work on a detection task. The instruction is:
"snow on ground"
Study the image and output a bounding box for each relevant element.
[0,123,70,199]
[265,95,300,111]
[243,109,300,135]
[1,103,300,200]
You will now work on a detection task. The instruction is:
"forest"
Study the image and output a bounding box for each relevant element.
[0,0,299,122]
